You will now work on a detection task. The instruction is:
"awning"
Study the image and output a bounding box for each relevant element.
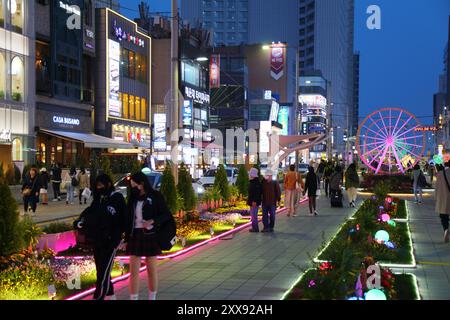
[39,129,134,149]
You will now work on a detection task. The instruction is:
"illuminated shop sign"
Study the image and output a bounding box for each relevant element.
[260,121,272,153]
[185,86,210,105]
[52,116,80,126]
[299,94,327,109]
[112,124,150,145]
[108,39,121,117]
[269,101,279,122]
[59,1,81,16]
[154,114,167,151]
[278,106,289,135]
[112,20,145,48]
[183,100,193,126]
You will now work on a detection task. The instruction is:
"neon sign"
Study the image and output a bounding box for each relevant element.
[112,20,145,48]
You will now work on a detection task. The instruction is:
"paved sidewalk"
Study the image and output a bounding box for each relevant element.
[403,198,450,300]
[91,196,358,300]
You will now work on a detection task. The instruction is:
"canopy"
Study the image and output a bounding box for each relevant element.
[39,129,134,149]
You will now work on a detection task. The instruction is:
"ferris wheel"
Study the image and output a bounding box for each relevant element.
[356,108,426,175]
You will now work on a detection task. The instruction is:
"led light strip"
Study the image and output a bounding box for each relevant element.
[280,268,314,300]
[65,198,308,300]
[393,272,421,300]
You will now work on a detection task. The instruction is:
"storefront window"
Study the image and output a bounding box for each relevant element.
[121,48,129,78]
[129,95,135,120]
[136,53,147,83]
[0,1,4,27]
[129,51,135,79]
[9,0,23,34]
[122,93,129,119]
[38,142,46,164]
[11,56,24,102]
[12,138,22,161]
[135,97,141,121]
[141,98,147,122]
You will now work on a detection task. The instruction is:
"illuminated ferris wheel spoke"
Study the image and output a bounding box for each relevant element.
[367,145,388,165]
[391,110,403,136]
[364,140,388,148]
[395,141,423,149]
[394,125,420,140]
[391,144,405,174]
[370,117,388,138]
[394,143,422,160]
[397,134,423,141]
[389,109,392,135]
[362,125,387,140]
[392,115,413,138]
[362,143,385,159]
[375,146,389,174]
[378,112,390,138]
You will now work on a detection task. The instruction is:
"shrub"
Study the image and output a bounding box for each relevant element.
[235,165,249,197]
[100,156,114,182]
[214,164,230,201]
[0,180,23,256]
[5,163,15,185]
[177,163,197,212]
[42,222,73,234]
[20,216,43,250]
[160,161,178,214]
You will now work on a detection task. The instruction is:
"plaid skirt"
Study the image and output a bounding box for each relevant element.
[126,228,162,257]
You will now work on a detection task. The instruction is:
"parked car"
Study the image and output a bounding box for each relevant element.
[196,167,238,189]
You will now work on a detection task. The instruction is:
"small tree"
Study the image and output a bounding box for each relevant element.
[235,165,249,197]
[100,156,114,182]
[90,149,100,189]
[160,161,177,214]
[0,178,23,256]
[177,162,197,212]
[131,160,142,175]
[214,164,230,201]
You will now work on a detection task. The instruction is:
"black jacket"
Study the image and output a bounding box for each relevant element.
[22,175,40,197]
[304,172,318,195]
[39,172,49,189]
[125,189,172,242]
[247,178,262,206]
[75,191,126,246]
[51,166,62,182]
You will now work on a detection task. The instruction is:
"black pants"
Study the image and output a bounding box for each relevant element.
[24,195,37,213]
[93,244,118,300]
[324,179,330,196]
[53,182,61,199]
[440,214,449,232]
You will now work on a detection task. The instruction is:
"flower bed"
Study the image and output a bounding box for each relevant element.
[361,174,413,193]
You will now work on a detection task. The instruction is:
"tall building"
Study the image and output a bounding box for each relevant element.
[0,0,35,168]
[95,0,120,11]
[352,52,360,137]
[299,0,355,157]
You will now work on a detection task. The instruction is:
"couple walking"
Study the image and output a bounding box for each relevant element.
[247,168,281,233]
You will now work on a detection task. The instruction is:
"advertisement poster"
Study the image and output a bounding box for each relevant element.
[278,106,289,135]
[210,54,220,88]
[183,100,193,126]
[108,39,121,117]
[270,45,285,80]
[154,114,167,151]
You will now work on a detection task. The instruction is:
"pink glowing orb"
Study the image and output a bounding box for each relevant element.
[381,214,391,222]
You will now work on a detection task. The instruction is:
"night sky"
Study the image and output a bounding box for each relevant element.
[122,0,450,125]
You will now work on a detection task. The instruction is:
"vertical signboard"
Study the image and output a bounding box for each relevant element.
[260,121,272,153]
[153,114,167,151]
[270,44,285,80]
[210,54,220,88]
[278,106,289,136]
[182,100,193,126]
[108,39,121,117]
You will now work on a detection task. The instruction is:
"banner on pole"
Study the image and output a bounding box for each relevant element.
[270,44,285,80]
[210,54,220,88]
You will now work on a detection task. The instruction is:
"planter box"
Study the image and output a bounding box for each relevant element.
[36,231,76,253]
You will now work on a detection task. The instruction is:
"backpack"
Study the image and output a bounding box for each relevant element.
[71,175,79,187]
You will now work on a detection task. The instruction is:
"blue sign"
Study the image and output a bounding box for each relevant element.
[278,106,289,135]
[183,100,193,126]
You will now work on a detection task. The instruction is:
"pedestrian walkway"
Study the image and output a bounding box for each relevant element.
[88,196,358,300]
[25,199,88,225]
[403,198,450,300]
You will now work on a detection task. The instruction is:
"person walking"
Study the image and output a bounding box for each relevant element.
[74,174,126,300]
[39,167,49,205]
[435,164,450,242]
[329,165,344,207]
[284,164,303,217]
[323,161,333,197]
[428,163,435,186]
[51,162,62,201]
[304,166,318,216]
[247,168,262,232]
[22,166,40,215]
[77,167,90,205]
[316,160,325,189]
[261,169,281,232]
[123,172,173,300]
[412,164,426,204]
[344,163,360,208]
[65,166,78,205]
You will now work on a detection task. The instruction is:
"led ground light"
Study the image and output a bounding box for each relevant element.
[65,199,308,300]
[280,268,315,300]
[393,201,410,223]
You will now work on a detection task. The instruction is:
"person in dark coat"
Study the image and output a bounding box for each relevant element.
[22,166,40,214]
[304,166,318,216]
[51,162,62,201]
[261,169,281,232]
[247,167,262,232]
[39,167,49,205]
[123,172,172,300]
[74,174,126,300]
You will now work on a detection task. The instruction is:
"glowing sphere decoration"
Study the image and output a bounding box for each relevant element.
[381,214,391,222]
[347,297,364,300]
[356,108,425,175]
[388,220,396,227]
[385,241,395,249]
[386,197,393,204]
[434,154,444,165]
[374,230,390,243]
[365,289,387,300]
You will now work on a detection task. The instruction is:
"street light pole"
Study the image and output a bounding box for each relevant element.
[294,49,300,170]
[171,0,179,184]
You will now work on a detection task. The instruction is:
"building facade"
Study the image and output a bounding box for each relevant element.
[0,0,35,170]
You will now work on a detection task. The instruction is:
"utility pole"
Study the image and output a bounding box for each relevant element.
[294,49,300,170]
[170,0,179,184]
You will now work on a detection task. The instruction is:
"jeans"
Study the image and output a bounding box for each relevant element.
[262,205,276,230]
[53,182,61,199]
[440,214,449,232]
[285,189,296,215]
[67,185,74,203]
[250,205,259,231]
[413,182,423,202]
[24,195,37,213]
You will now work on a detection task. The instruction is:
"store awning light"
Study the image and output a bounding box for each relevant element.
[196,57,208,62]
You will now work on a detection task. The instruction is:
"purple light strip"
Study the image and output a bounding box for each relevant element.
[369,117,388,139]
[375,146,389,174]
[64,198,308,300]
[378,111,390,138]
[391,144,405,174]
[392,115,412,138]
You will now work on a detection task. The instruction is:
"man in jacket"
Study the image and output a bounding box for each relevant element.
[247,168,262,232]
[51,162,62,201]
[261,169,281,232]
[436,165,450,243]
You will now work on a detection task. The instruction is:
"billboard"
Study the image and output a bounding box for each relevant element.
[269,101,279,122]
[108,39,121,117]
[182,100,193,126]
[278,106,289,135]
[270,44,285,80]
[153,113,167,151]
[210,54,220,88]
[299,94,327,109]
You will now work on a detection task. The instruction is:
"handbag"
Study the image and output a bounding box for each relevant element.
[81,188,92,199]
[40,188,48,194]
[22,178,37,197]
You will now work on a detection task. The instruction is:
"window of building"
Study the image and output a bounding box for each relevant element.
[121,48,129,78]
[84,0,93,26]
[141,98,147,121]
[0,1,4,27]
[12,138,21,161]
[0,52,5,99]
[129,94,135,119]
[182,61,199,87]
[135,97,141,121]
[128,50,135,79]
[10,0,23,34]
[11,56,24,102]
[136,53,147,83]
[122,93,129,119]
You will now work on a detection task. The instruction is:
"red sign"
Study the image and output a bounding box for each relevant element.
[270,45,285,80]
[414,126,438,132]
[210,54,220,88]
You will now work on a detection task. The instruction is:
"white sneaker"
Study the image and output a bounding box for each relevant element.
[52,199,58,202]
[444,230,449,243]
